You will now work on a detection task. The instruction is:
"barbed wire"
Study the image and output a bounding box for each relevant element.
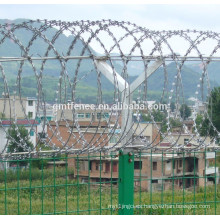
[0,19,219,158]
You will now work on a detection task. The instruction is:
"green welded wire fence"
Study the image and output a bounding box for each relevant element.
[0,153,119,215]
[0,150,220,215]
[132,150,220,215]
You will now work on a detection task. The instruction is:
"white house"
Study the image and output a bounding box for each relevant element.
[0,95,37,119]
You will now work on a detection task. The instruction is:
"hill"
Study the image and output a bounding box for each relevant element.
[187,61,220,86]
[0,19,219,103]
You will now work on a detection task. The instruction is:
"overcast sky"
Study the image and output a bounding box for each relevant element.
[0,4,220,55]
[0,4,220,32]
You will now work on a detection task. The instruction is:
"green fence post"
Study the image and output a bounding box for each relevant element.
[118,150,134,215]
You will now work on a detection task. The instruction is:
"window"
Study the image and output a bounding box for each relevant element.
[113,162,118,172]
[151,179,158,184]
[184,138,189,145]
[179,159,182,168]
[30,130,34,136]
[85,113,91,118]
[97,113,101,119]
[28,112,33,119]
[28,100,33,106]
[76,161,88,171]
[153,162,157,170]
[134,161,142,170]
[97,113,110,119]
[103,113,109,118]
[95,162,103,171]
[166,161,171,171]
[89,161,92,171]
[77,113,84,118]
[110,136,118,144]
[105,162,110,172]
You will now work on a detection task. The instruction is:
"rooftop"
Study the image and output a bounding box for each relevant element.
[0,119,39,126]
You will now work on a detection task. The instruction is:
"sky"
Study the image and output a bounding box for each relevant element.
[0,4,220,55]
[0,4,220,32]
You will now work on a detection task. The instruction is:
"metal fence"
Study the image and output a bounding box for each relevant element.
[0,150,219,215]
[0,19,220,215]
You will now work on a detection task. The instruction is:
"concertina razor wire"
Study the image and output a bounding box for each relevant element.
[0,19,219,159]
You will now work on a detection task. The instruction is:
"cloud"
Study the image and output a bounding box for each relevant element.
[0,4,220,32]
[0,4,220,55]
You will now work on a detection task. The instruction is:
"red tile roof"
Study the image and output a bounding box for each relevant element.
[1,119,39,126]
[160,143,171,146]
[49,120,108,127]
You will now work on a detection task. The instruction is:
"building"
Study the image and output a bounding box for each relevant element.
[73,150,219,191]
[133,151,219,191]
[54,104,110,122]
[72,119,219,191]
[161,132,211,147]
[0,94,36,119]
[74,122,163,185]
[188,98,207,115]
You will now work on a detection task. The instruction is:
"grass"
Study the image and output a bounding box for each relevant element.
[0,170,220,215]
[0,174,118,215]
[0,154,220,215]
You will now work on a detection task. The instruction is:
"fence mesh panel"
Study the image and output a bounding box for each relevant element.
[0,150,219,215]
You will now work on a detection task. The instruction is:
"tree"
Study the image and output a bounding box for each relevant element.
[142,109,167,133]
[199,87,220,138]
[195,114,210,136]
[196,87,220,139]
[170,118,182,128]
[7,125,33,166]
[208,87,220,136]
[0,112,6,119]
[170,102,176,112]
[180,104,191,120]
[142,109,184,133]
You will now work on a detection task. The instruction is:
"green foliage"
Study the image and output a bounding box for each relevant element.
[170,118,182,128]
[189,61,220,86]
[142,110,167,133]
[0,19,219,104]
[208,87,220,137]
[195,114,210,136]
[7,125,33,166]
[196,87,220,138]
[0,173,219,214]
[7,125,33,153]
[142,109,165,122]
[180,104,191,120]
[170,102,176,112]
[0,166,73,183]
[142,110,182,133]
[0,112,6,119]
[31,160,49,170]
